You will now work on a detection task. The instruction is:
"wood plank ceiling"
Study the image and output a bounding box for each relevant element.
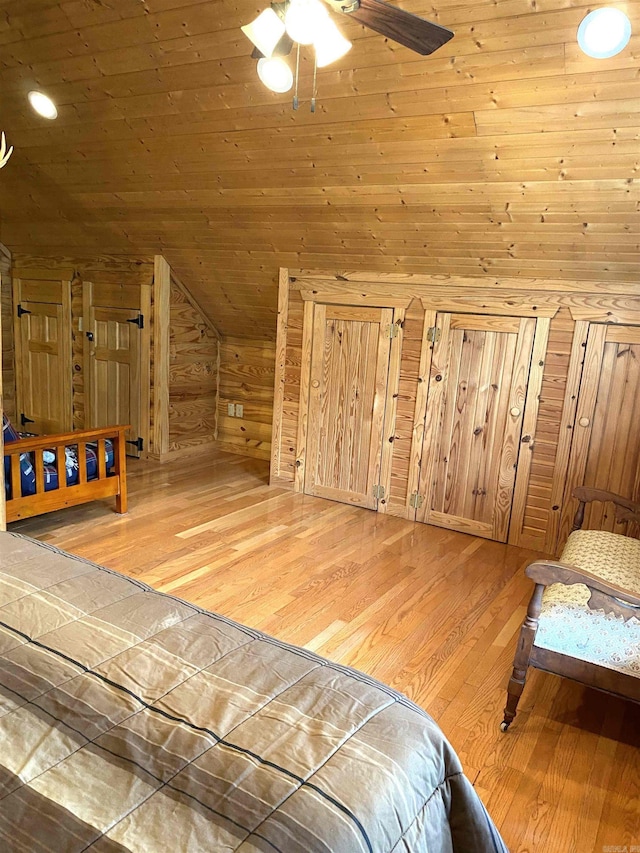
[0,0,638,339]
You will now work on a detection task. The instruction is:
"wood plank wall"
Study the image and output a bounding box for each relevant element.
[0,0,638,340]
[218,337,275,461]
[0,243,15,424]
[270,269,640,553]
[168,276,220,456]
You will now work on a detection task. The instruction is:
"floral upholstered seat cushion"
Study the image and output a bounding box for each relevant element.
[535,529,640,677]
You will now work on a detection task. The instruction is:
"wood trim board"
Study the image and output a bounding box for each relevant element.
[270,267,290,484]
[152,255,171,458]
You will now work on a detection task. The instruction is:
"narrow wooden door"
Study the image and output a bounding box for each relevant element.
[559,323,640,541]
[304,304,393,509]
[85,305,142,457]
[416,313,537,541]
[14,280,72,434]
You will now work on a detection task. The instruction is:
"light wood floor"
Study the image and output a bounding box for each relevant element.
[11,449,640,852]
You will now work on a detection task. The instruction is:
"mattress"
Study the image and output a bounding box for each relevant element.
[0,532,506,852]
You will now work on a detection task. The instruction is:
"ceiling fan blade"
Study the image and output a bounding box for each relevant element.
[344,0,453,55]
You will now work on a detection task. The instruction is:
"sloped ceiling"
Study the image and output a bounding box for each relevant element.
[0,0,638,339]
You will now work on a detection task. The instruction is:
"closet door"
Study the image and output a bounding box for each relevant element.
[14,278,72,434]
[560,323,640,539]
[304,304,393,509]
[85,300,142,457]
[416,313,536,541]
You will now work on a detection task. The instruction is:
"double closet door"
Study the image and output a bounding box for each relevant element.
[11,271,149,456]
[300,300,548,543]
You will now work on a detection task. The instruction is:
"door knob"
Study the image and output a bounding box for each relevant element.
[510,407,521,417]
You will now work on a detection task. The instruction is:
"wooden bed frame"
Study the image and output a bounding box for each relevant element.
[4,425,129,523]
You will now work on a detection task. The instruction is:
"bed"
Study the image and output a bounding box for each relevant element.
[0,532,506,852]
[2,414,128,523]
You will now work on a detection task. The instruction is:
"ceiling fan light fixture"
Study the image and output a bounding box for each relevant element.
[285,0,328,45]
[0,131,13,168]
[28,90,58,120]
[577,7,631,58]
[314,17,352,67]
[257,56,294,92]
[242,8,286,58]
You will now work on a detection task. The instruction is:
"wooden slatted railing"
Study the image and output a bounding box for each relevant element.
[4,425,129,523]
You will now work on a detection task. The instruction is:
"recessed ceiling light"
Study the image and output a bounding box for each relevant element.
[577,7,632,58]
[28,91,58,120]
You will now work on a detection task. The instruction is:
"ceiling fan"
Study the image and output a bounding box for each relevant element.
[242,0,453,101]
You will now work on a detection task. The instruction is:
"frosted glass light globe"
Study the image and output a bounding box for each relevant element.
[314,17,352,67]
[241,9,286,59]
[285,0,328,45]
[257,57,294,93]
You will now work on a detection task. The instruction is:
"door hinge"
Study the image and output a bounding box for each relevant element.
[20,413,35,427]
[127,315,144,329]
[126,436,144,452]
[426,326,441,343]
[373,484,385,500]
[409,491,424,509]
[386,323,399,339]
[17,304,31,318]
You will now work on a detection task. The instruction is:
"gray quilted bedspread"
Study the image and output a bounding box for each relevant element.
[0,532,506,852]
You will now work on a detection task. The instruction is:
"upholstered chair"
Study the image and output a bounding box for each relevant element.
[502,487,640,730]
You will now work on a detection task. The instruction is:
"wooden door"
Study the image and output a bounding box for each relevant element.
[304,304,394,509]
[416,313,537,541]
[85,305,142,457]
[14,279,72,434]
[560,323,640,541]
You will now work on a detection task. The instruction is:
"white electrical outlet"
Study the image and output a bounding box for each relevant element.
[235,404,244,418]
[227,403,235,416]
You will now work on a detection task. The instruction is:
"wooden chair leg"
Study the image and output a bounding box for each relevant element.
[501,583,544,732]
[502,665,528,732]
